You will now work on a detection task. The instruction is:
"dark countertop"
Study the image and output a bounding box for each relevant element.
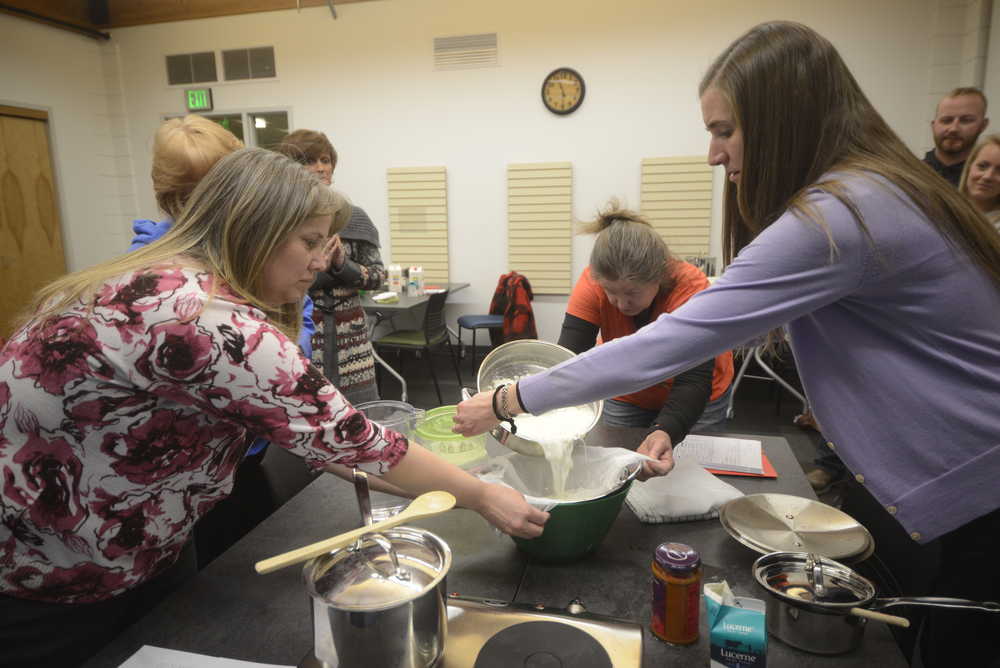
[84,427,904,667]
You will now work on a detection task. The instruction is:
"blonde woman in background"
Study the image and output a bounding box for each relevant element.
[0,148,547,667]
[958,134,1000,229]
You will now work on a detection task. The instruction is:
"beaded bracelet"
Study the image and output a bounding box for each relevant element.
[491,384,518,435]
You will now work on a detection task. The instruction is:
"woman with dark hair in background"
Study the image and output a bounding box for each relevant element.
[958,134,1000,230]
[558,200,733,459]
[457,22,1000,666]
[275,130,385,404]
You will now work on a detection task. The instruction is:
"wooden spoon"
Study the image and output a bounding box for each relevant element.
[254,490,456,575]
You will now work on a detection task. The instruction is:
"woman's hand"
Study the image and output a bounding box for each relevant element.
[323,235,346,271]
[453,390,500,436]
[636,430,675,481]
[473,482,549,538]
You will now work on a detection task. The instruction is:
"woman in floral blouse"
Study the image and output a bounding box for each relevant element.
[0,148,547,667]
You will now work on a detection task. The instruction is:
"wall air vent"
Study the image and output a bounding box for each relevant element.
[222,47,277,81]
[433,33,498,70]
[166,52,217,85]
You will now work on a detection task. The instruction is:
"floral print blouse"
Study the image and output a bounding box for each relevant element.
[0,266,408,604]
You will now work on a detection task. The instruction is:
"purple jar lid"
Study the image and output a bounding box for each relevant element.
[654,542,701,575]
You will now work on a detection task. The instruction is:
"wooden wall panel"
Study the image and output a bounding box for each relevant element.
[507,162,572,294]
[640,156,714,258]
[0,112,66,338]
[387,166,448,284]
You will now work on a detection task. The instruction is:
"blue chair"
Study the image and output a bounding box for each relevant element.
[457,314,503,375]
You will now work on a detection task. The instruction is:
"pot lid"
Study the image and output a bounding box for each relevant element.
[719,493,874,561]
[753,551,875,607]
[304,528,450,612]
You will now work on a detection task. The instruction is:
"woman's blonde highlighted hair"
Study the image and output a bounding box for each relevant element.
[152,114,244,219]
[581,199,675,288]
[22,148,339,340]
[700,21,1000,287]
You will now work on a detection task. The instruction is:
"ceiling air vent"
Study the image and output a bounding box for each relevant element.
[433,33,498,70]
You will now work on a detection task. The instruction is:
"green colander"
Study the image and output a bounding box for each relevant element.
[414,406,488,470]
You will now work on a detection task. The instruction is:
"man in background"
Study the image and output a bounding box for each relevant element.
[924,87,989,186]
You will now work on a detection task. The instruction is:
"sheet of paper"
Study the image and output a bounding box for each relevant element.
[673,434,764,475]
[119,645,293,668]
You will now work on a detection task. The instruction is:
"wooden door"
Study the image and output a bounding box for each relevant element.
[0,106,66,339]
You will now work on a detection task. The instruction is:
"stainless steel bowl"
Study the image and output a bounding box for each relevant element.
[476,339,602,457]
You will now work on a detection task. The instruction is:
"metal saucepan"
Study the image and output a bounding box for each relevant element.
[753,551,1000,655]
[474,339,602,457]
[304,527,452,668]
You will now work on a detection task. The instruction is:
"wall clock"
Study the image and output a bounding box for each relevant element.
[541,67,585,115]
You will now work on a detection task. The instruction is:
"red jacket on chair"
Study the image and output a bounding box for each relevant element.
[489,271,538,345]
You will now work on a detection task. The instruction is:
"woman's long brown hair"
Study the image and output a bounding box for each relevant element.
[700,21,1000,286]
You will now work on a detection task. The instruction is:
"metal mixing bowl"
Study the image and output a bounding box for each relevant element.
[476,339,602,456]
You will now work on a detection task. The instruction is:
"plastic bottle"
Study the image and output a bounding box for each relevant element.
[387,264,403,292]
[408,266,424,296]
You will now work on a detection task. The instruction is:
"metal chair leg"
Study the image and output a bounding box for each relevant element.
[752,347,809,413]
[470,329,477,375]
[372,347,407,403]
[425,345,442,404]
[446,337,463,388]
[726,347,755,419]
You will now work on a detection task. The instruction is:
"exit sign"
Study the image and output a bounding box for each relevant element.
[185,88,213,112]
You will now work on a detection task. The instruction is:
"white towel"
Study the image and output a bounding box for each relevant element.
[626,458,744,523]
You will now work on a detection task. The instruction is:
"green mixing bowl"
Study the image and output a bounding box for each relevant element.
[512,464,639,563]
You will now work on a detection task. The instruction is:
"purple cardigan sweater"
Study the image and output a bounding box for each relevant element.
[520,175,1000,543]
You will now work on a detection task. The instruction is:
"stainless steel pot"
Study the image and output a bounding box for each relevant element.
[475,339,602,457]
[753,551,1000,655]
[304,527,452,668]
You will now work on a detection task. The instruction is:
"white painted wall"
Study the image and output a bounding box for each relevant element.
[985,1,1000,114]
[4,0,938,341]
[0,14,137,271]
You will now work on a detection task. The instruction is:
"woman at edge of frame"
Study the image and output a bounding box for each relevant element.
[455,21,1000,667]
[958,133,1000,230]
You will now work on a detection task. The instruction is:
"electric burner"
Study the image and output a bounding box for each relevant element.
[473,621,612,668]
[299,595,642,668]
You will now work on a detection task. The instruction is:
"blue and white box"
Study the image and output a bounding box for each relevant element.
[704,581,767,668]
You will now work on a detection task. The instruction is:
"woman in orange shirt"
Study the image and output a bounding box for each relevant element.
[558,202,734,456]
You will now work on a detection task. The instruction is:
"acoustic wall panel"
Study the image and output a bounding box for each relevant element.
[640,156,714,257]
[387,166,449,284]
[507,161,572,294]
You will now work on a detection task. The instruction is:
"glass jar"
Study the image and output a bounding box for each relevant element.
[650,542,702,645]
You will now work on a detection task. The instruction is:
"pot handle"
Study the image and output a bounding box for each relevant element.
[849,607,911,628]
[869,597,1000,613]
[358,532,409,582]
[805,553,826,598]
[461,387,475,401]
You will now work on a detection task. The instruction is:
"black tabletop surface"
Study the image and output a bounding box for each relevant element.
[83,426,904,667]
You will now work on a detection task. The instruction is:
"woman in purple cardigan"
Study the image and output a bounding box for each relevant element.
[456,22,1000,667]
